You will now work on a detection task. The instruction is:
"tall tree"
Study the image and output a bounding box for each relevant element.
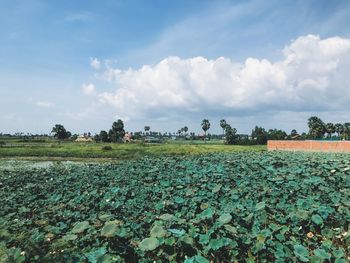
[225,124,238,144]
[184,126,188,135]
[201,119,210,143]
[220,119,227,137]
[251,126,268,144]
[307,116,326,139]
[325,123,335,138]
[109,119,125,143]
[344,123,350,140]
[334,123,344,137]
[268,129,287,140]
[51,124,71,140]
[144,126,150,136]
[99,130,109,142]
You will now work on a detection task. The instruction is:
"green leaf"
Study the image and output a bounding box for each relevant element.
[168,228,185,237]
[84,247,107,263]
[159,213,174,221]
[150,226,166,238]
[100,221,119,237]
[314,249,330,260]
[62,234,78,241]
[218,213,232,225]
[139,237,159,251]
[71,221,90,234]
[311,215,323,225]
[212,184,222,193]
[255,201,266,211]
[294,244,309,262]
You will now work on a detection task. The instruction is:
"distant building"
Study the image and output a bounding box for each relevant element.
[123,133,132,143]
[75,134,93,142]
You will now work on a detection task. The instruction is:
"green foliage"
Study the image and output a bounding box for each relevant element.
[138,237,159,251]
[1,151,349,261]
[224,124,238,145]
[101,145,113,151]
[308,116,326,139]
[201,119,210,141]
[51,124,71,140]
[251,126,268,144]
[109,120,125,143]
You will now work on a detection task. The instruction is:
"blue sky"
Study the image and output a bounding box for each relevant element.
[1,0,350,135]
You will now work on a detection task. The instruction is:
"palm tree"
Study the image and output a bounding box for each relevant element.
[184,126,188,135]
[201,119,211,143]
[334,123,344,138]
[144,126,150,136]
[344,123,350,140]
[220,119,227,138]
[308,116,326,139]
[325,123,335,138]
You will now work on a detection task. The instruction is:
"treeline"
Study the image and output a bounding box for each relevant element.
[2,116,349,146]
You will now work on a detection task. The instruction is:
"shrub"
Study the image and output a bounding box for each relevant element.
[101,145,113,151]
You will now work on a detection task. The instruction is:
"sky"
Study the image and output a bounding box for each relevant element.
[1,0,350,135]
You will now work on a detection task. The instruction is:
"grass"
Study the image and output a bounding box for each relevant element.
[0,141,266,160]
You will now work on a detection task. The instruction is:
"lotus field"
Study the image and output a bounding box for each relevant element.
[0,151,349,262]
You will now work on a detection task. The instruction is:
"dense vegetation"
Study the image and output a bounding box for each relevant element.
[1,152,349,262]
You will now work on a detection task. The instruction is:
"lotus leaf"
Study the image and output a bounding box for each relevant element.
[311,214,324,225]
[168,228,185,237]
[100,221,119,238]
[217,213,232,225]
[159,213,174,221]
[139,237,159,251]
[63,234,78,241]
[255,201,266,211]
[314,249,330,260]
[150,225,166,238]
[1,152,350,262]
[294,244,309,262]
[71,221,90,234]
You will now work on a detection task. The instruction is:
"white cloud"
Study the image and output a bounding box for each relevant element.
[94,35,350,122]
[90,57,101,70]
[82,83,96,95]
[36,101,54,108]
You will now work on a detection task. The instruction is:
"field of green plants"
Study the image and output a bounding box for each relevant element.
[0,152,349,262]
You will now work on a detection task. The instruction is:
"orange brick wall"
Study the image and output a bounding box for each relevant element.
[267,140,350,153]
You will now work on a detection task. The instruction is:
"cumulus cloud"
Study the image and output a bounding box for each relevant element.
[95,35,350,120]
[82,83,96,95]
[90,57,101,70]
[36,101,54,108]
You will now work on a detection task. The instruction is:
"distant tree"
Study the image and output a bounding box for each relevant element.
[201,119,210,143]
[109,120,125,143]
[51,124,71,140]
[184,126,188,135]
[334,123,344,137]
[325,123,335,138]
[181,127,184,136]
[268,129,287,140]
[144,126,150,135]
[334,123,344,138]
[94,134,101,142]
[225,124,238,145]
[251,126,268,144]
[99,130,109,143]
[308,116,326,139]
[0,141,5,148]
[344,123,350,140]
[291,129,298,137]
[220,119,227,137]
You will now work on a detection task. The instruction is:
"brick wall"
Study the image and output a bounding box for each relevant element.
[267,140,350,153]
